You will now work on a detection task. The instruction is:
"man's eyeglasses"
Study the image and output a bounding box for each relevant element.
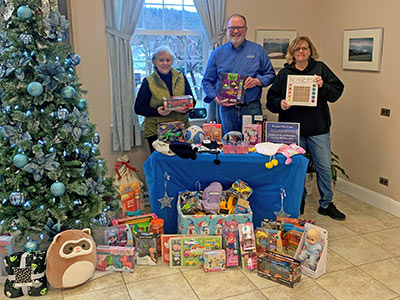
[227,26,246,32]
[294,46,310,52]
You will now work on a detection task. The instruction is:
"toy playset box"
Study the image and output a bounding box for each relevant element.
[180,235,222,268]
[96,246,135,273]
[163,95,194,112]
[119,181,142,217]
[218,72,246,103]
[257,251,302,288]
[135,232,158,266]
[203,249,226,272]
[294,223,328,279]
[157,121,186,143]
[238,223,258,271]
[202,123,222,142]
[177,193,252,235]
[161,234,180,263]
[243,124,262,146]
[104,224,134,247]
[0,235,15,284]
[111,213,158,235]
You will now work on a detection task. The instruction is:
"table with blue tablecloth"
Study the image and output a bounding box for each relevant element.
[143,151,308,234]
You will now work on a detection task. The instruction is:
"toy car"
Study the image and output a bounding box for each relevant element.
[185,257,198,266]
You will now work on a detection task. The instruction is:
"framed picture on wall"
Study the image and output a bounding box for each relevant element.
[342,27,383,72]
[256,30,297,69]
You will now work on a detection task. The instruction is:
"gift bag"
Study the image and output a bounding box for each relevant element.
[3,251,47,298]
[113,155,144,216]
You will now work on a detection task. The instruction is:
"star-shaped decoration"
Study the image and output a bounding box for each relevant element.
[274,188,291,218]
[158,192,174,209]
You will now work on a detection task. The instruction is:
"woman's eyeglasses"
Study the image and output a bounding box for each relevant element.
[294,46,310,52]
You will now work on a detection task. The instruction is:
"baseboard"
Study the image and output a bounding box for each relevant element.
[335,178,400,218]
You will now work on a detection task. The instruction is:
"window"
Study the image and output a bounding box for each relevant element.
[131,0,209,113]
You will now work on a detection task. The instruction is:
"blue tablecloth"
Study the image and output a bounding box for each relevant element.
[143,151,308,234]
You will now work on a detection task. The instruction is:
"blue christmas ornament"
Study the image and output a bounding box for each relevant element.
[67,53,81,67]
[76,98,87,110]
[96,212,109,226]
[50,182,66,196]
[13,153,29,168]
[9,191,25,206]
[27,82,43,96]
[55,107,69,120]
[92,133,100,144]
[60,86,75,99]
[19,33,34,45]
[24,240,40,252]
[17,6,33,21]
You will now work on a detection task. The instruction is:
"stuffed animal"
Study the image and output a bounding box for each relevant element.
[277,143,306,165]
[46,228,96,289]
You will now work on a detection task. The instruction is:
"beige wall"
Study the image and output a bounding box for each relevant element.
[69,0,400,203]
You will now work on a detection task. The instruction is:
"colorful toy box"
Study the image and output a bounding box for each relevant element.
[203,123,222,142]
[96,246,135,273]
[0,235,15,284]
[294,223,328,279]
[203,250,226,272]
[135,232,158,266]
[161,234,180,263]
[119,182,142,217]
[104,224,134,247]
[222,221,240,267]
[257,251,302,288]
[218,72,246,103]
[177,195,252,235]
[243,124,262,146]
[163,95,194,112]
[157,121,186,143]
[111,213,158,235]
[169,237,182,268]
[181,235,222,268]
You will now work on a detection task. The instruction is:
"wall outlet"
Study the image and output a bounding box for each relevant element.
[379,177,389,186]
[380,108,390,117]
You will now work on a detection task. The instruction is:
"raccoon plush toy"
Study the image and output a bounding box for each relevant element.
[46,228,96,289]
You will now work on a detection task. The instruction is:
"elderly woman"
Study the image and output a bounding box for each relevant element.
[135,46,195,152]
[266,36,345,221]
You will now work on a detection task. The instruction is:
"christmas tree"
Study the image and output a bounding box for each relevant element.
[0,0,117,242]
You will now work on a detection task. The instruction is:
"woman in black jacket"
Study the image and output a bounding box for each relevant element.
[267,36,345,221]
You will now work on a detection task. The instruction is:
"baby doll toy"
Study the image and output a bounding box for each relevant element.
[298,228,322,270]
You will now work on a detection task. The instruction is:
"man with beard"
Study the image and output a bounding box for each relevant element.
[202,14,275,134]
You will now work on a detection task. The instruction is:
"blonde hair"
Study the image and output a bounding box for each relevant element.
[306,228,321,241]
[285,36,319,64]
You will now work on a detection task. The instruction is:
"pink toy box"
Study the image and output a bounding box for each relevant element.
[243,124,262,146]
[0,235,15,283]
[96,245,135,273]
[294,223,328,279]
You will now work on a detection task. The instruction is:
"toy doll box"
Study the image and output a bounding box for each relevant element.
[96,245,135,273]
[163,95,194,112]
[294,223,328,279]
[257,251,302,288]
[177,195,252,235]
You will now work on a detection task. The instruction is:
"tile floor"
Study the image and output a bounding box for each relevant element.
[2,189,400,300]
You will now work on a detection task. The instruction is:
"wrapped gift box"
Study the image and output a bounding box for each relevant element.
[177,192,252,235]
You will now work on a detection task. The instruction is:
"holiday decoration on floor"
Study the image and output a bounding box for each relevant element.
[0,0,117,241]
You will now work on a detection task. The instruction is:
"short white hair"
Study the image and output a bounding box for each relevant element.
[151,46,176,62]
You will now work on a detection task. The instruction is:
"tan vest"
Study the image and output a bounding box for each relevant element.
[144,69,190,138]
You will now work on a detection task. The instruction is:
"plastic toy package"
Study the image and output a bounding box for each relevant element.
[222,221,240,267]
[157,121,186,143]
[218,72,246,103]
[104,225,134,247]
[203,250,226,272]
[96,246,135,273]
[238,223,257,271]
[169,237,182,268]
[135,232,158,266]
[163,95,194,112]
[257,251,302,288]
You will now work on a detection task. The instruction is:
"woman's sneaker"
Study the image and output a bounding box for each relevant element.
[318,203,346,221]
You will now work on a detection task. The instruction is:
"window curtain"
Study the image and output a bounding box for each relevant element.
[104,0,144,151]
[193,0,226,123]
